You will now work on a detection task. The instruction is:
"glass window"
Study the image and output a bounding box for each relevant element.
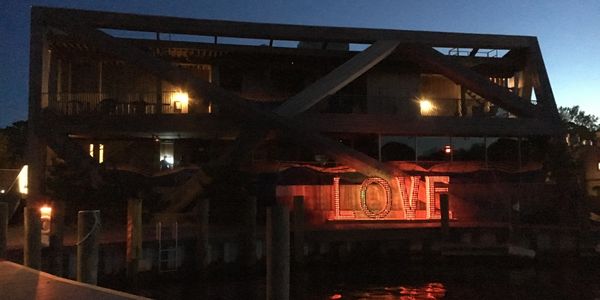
[381,136,416,161]
[486,137,519,162]
[417,136,451,161]
[452,137,485,161]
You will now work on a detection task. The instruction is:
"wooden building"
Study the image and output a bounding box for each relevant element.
[27,7,564,229]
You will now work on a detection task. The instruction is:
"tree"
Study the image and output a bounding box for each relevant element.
[559,106,599,144]
[0,121,27,168]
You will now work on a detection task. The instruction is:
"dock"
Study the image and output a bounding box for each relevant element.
[0,260,148,300]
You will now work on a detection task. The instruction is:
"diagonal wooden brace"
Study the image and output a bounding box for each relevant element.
[46,19,402,179]
[398,44,540,118]
[275,40,399,117]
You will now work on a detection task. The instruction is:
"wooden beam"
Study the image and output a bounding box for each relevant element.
[275,40,399,117]
[398,44,539,118]
[62,113,562,138]
[47,18,401,179]
[528,39,560,121]
[36,7,534,49]
[295,114,563,136]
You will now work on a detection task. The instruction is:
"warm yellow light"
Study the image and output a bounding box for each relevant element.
[40,205,52,220]
[444,145,452,154]
[89,144,94,157]
[172,91,189,113]
[173,92,189,105]
[420,99,435,115]
[99,144,104,164]
[18,165,28,195]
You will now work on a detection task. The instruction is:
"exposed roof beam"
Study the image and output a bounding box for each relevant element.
[469,48,479,57]
[398,44,539,118]
[296,114,563,136]
[528,40,561,121]
[36,6,534,49]
[63,114,562,138]
[275,40,399,117]
[45,18,400,180]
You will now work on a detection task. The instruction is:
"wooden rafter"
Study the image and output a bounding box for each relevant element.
[37,7,533,49]
[275,40,399,116]
[44,18,401,180]
[398,44,540,118]
[528,40,560,120]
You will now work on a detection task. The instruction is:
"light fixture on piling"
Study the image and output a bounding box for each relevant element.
[40,204,52,234]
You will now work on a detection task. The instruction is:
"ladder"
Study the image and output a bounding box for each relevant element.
[156,221,178,272]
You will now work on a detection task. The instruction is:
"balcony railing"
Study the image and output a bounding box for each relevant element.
[45,92,202,116]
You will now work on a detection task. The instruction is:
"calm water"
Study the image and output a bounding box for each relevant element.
[111,257,600,299]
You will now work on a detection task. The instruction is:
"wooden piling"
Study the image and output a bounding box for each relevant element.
[239,196,257,267]
[49,200,65,276]
[440,194,449,241]
[77,210,100,285]
[126,198,142,279]
[195,198,209,270]
[266,203,290,300]
[293,196,305,265]
[24,207,41,269]
[0,202,7,259]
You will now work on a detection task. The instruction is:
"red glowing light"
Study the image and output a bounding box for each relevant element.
[330,294,343,299]
[329,176,451,221]
[359,177,392,218]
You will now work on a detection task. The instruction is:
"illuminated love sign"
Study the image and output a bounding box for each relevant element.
[331,176,449,220]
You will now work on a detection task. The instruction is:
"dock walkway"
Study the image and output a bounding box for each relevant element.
[0,260,148,300]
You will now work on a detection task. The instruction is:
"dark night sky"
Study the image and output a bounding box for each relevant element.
[1,0,599,126]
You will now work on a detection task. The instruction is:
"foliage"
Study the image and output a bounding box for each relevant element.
[0,121,27,168]
[559,106,599,144]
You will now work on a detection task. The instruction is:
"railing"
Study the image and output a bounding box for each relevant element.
[320,94,518,118]
[46,92,204,116]
[448,48,500,58]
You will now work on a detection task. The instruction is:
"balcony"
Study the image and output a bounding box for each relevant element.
[45,91,205,116]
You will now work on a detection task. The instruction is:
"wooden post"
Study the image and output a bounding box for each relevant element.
[293,196,305,265]
[0,202,7,259]
[440,194,449,242]
[126,198,142,279]
[195,198,209,270]
[49,200,65,276]
[77,210,100,285]
[266,203,290,300]
[239,196,257,267]
[24,207,41,269]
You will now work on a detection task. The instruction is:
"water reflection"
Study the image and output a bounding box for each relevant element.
[331,282,446,300]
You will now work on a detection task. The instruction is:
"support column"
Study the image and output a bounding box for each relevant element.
[27,8,47,203]
[293,196,305,265]
[440,194,449,242]
[267,203,290,300]
[239,196,257,267]
[24,207,41,269]
[126,198,142,279]
[77,210,100,285]
[49,200,65,276]
[195,198,209,270]
[0,202,7,259]
[23,206,42,270]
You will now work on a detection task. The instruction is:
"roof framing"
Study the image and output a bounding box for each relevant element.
[36,7,535,49]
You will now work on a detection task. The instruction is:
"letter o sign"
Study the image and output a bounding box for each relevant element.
[360,177,392,218]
